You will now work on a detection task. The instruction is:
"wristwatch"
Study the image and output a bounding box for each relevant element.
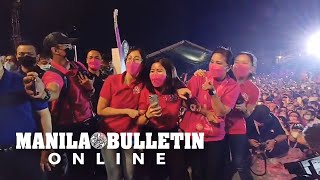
[42,89,51,101]
[208,89,217,96]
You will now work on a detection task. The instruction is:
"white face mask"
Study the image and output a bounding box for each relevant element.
[4,62,16,71]
[39,64,51,71]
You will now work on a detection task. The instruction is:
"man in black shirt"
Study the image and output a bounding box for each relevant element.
[86,50,109,114]
[247,105,289,158]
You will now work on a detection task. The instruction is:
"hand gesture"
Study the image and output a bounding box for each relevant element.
[202,77,214,91]
[146,103,162,118]
[266,139,276,152]
[249,139,260,148]
[177,88,192,100]
[235,103,246,113]
[23,72,46,99]
[194,69,206,77]
[126,109,139,118]
[40,150,55,172]
[206,111,221,124]
[77,72,94,91]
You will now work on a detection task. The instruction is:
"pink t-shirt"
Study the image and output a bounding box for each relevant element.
[139,88,181,131]
[99,72,142,133]
[226,80,260,135]
[42,60,93,125]
[180,73,240,142]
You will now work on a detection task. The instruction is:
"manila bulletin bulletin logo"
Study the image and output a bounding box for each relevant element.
[15,132,204,165]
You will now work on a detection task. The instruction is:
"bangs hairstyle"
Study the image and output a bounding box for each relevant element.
[145,57,179,95]
[211,46,236,80]
[234,52,257,79]
[235,52,257,68]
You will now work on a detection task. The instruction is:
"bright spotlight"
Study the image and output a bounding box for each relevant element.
[306,31,320,58]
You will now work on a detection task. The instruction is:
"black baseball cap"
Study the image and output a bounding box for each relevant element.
[250,105,271,123]
[43,32,77,50]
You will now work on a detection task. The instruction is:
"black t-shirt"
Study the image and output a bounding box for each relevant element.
[89,71,108,114]
[247,114,289,158]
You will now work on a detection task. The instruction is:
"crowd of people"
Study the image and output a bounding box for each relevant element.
[1,31,320,180]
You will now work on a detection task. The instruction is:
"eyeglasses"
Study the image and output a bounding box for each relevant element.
[57,44,73,50]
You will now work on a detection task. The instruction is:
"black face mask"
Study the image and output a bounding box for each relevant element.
[64,48,76,61]
[18,55,36,69]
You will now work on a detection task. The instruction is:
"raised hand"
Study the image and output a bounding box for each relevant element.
[77,71,94,91]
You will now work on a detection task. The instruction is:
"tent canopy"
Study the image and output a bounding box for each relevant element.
[147,40,212,67]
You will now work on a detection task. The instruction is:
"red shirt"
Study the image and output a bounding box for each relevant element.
[99,72,142,133]
[139,88,182,131]
[180,73,240,142]
[42,60,93,125]
[226,80,260,135]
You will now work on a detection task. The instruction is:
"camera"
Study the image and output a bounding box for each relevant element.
[236,94,245,105]
[186,97,198,112]
[255,142,267,154]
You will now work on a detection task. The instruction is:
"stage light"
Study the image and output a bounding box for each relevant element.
[306,31,320,58]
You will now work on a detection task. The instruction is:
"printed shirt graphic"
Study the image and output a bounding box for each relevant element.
[99,72,142,133]
[139,87,182,130]
[180,73,240,142]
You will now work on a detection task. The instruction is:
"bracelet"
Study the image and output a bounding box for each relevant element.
[273,139,277,144]
[144,114,150,125]
[42,89,51,101]
[144,113,150,120]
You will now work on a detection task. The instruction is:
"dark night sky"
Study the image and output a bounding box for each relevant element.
[1,0,320,65]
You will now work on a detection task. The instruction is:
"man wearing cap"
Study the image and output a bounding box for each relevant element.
[247,105,289,158]
[24,32,97,179]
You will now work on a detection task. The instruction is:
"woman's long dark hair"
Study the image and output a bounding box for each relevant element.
[144,57,179,95]
[211,46,236,80]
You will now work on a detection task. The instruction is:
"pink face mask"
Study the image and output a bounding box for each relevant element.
[126,61,141,77]
[88,58,102,71]
[233,64,251,78]
[209,64,226,78]
[150,73,166,87]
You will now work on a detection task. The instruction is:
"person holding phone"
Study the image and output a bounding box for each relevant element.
[180,47,240,180]
[98,47,191,180]
[224,52,260,180]
[137,57,189,180]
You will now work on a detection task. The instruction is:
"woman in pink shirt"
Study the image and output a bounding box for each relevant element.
[137,57,189,180]
[180,47,240,180]
[98,47,146,180]
[224,52,260,180]
[98,47,191,180]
